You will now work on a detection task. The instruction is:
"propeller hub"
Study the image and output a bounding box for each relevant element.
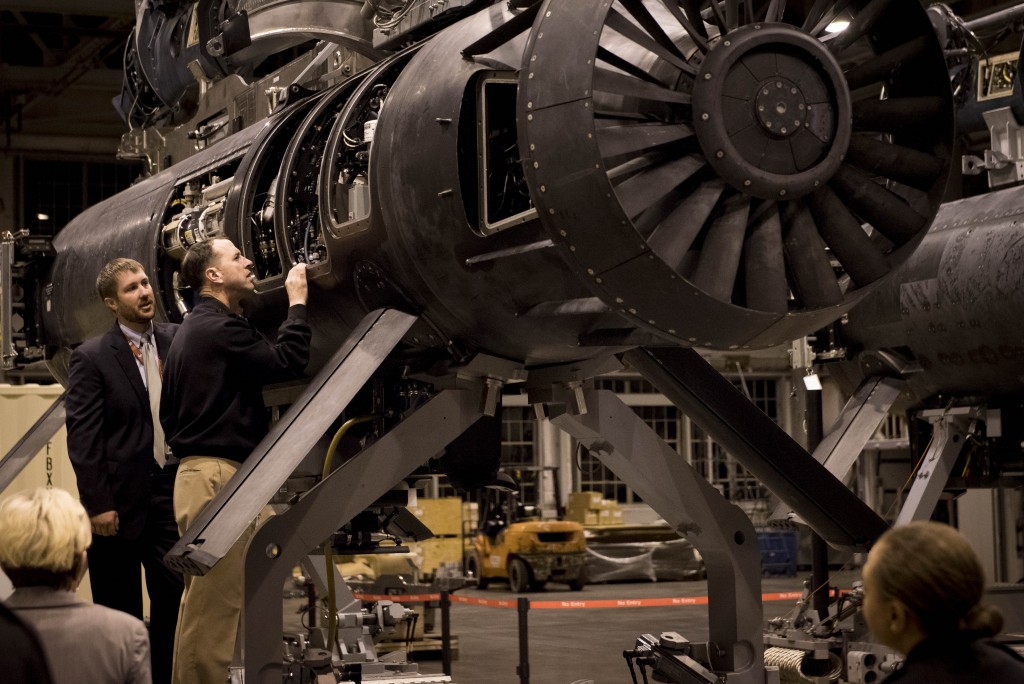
[753,76,808,139]
[692,23,851,200]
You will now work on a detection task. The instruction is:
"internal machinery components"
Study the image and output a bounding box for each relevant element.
[517,0,954,349]
[115,0,377,128]
[162,175,235,260]
[763,646,843,684]
[625,632,723,683]
[278,50,416,270]
[0,231,53,370]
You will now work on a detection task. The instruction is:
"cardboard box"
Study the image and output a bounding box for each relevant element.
[565,508,599,526]
[598,509,624,525]
[408,497,463,537]
[462,502,478,532]
[410,537,464,576]
[569,491,603,510]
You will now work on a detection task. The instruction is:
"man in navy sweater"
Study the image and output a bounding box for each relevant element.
[161,237,311,684]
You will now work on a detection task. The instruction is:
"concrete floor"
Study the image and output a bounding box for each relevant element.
[400,570,861,684]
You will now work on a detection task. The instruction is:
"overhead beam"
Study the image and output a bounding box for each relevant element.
[0,1,135,17]
[0,65,122,89]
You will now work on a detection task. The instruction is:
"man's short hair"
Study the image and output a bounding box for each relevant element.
[0,488,91,589]
[95,257,145,301]
[180,239,220,291]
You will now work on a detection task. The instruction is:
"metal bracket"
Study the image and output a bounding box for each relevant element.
[772,377,906,523]
[962,107,1024,188]
[895,406,982,526]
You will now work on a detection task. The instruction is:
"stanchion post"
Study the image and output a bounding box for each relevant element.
[516,596,530,684]
[441,590,452,676]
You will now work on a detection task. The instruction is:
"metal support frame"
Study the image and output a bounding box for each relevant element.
[549,388,765,682]
[1,231,16,370]
[0,392,66,492]
[165,308,417,575]
[623,347,888,550]
[239,386,486,682]
[895,406,981,526]
[772,377,906,522]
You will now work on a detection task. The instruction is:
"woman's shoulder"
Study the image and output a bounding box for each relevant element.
[974,638,1024,677]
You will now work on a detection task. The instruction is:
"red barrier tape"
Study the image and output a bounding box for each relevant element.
[352,589,823,609]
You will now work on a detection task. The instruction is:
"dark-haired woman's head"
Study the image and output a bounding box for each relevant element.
[862,521,1002,654]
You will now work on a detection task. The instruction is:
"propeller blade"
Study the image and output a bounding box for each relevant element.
[744,205,790,313]
[806,185,890,286]
[678,0,710,40]
[843,36,930,90]
[616,155,706,218]
[846,135,946,190]
[764,0,787,23]
[605,8,695,75]
[828,0,897,56]
[593,67,692,105]
[692,195,750,301]
[657,0,708,51]
[830,164,926,245]
[596,122,694,158]
[805,0,854,35]
[781,202,844,308]
[649,179,727,271]
[607,151,671,184]
[852,96,946,134]
[598,46,669,86]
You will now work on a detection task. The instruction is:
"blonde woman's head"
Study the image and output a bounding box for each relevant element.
[0,487,91,590]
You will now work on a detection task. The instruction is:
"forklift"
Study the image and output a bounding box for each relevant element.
[464,472,586,592]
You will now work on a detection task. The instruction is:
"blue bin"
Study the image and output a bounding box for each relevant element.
[756,530,798,576]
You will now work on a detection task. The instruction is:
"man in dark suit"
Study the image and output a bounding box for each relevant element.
[65,257,183,684]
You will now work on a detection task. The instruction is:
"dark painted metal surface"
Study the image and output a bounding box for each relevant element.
[840,184,1024,400]
[41,0,955,378]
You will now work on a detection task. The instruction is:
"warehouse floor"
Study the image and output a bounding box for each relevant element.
[394,570,862,684]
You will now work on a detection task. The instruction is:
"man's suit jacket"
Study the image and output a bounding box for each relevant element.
[65,320,177,541]
[6,586,150,684]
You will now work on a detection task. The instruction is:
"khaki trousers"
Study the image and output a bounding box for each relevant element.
[171,456,269,684]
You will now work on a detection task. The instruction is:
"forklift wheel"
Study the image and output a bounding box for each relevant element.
[466,552,488,589]
[508,558,530,593]
[568,572,585,591]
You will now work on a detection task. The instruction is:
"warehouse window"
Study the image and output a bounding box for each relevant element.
[579,374,780,505]
[21,158,141,235]
[502,406,538,505]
